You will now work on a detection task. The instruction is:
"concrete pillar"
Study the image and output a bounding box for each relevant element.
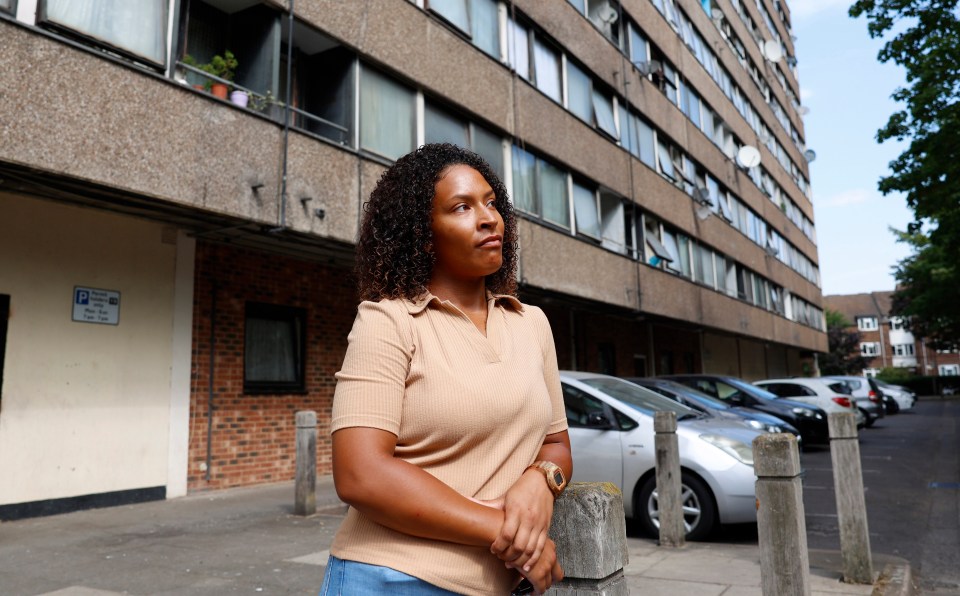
[294,411,317,516]
[753,433,810,596]
[549,482,629,595]
[829,412,874,584]
[654,411,685,547]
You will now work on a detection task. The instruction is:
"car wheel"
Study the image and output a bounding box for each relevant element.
[637,473,717,541]
[860,408,875,428]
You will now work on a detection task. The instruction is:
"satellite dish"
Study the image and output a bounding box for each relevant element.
[736,145,762,168]
[694,186,713,206]
[762,40,783,62]
[597,3,619,24]
[803,149,817,163]
[711,8,724,20]
[797,105,810,115]
[696,204,713,221]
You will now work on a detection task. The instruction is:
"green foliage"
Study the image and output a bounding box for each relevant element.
[820,309,870,375]
[849,0,960,347]
[183,51,238,90]
[875,367,914,382]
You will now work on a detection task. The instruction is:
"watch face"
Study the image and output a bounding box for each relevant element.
[553,470,564,486]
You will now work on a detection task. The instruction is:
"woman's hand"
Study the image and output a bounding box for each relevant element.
[489,468,555,572]
[510,537,563,594]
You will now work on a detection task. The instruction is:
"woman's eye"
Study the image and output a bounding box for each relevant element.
[486,200,497,209]
[453,204,468,212]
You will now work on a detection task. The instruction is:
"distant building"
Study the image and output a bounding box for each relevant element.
[1,0,824,518]
[824,292,960,377]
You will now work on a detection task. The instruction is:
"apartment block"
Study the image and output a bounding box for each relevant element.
[0,0,824,518]
[825,291,960,377]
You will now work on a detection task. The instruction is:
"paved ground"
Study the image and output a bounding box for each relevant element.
[0,475,912,595]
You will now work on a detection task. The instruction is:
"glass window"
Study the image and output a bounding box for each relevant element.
[533,37,562,102]
[715,254,728,293]
[511,145,537,214]
[657,141,676,180]
[567,61,594,123]
[508,19,530,80]
[244,302,306,394]
[425,102,469,147]
[619,105,636,154]
[698,245,715,286]
[360,68,415,160]
[662,229,681,273]
[593,89,617,138]
[0,0,14,13]
[539,159,569,227]
[677,235,692,278]
[629,24,648,65]
[636,117,656,168]
[567,0,587,13]
[472,0,500,58]
[599,192,626,252]
[41,0,167,65]
[472,125,504,179]
[573,182,601,240]
[428,0,469,32]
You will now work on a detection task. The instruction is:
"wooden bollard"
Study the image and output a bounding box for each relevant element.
[294,410,317,516]
[654,411,685,547]
[549,482,629,595]
[828,412,874,584]
[753,433,811,596]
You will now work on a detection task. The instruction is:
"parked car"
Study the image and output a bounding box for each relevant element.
[821,376,887,425]
[560,371,763,540]
[661,374,829,445]
[873,379,916,411]
[754,378,865,428]
[626,377,801,439]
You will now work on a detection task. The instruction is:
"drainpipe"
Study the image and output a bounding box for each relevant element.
[274,0,296,231]
[205,281,218,482]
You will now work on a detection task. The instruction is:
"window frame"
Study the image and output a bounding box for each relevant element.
[243,302,307,395]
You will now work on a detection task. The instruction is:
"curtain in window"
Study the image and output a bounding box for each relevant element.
[429,0,469,32]
[508,20,530,80]
[425,103,469,147]
[593,90,617,137]
[511,146,537,214]
[573,183,601,239]
[567,62,593,123]
[360,68,415,160]
[538,159,569,228]
[533,39,561,102]
[472,0,500,58]
[44,0,166,64]
[246,318,297,382]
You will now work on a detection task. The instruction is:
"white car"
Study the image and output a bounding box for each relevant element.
[560,371,764,540]
[873,379,916,411]
[754,378,865,427]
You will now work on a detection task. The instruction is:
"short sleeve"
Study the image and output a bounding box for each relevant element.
[331,300,412,436]
[529,306,568,435]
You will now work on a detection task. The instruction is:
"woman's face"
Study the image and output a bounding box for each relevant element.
[429,164,505,284]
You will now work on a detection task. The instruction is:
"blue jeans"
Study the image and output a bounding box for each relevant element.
[319,555,461,595]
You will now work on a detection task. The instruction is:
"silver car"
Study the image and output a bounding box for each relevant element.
[560,371,763,540]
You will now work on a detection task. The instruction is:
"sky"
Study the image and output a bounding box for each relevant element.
[789,0,915,296]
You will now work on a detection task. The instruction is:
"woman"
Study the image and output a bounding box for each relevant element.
[323,143,572,595]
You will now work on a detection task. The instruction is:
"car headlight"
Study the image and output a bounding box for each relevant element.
[791,407,815,417]
[746,419,782,434]
[700,433,754,465]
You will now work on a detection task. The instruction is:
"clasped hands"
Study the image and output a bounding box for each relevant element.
[472,469,564,594]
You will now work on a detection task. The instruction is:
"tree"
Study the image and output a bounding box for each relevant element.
[849,0,960,346]
[820,310,870,375]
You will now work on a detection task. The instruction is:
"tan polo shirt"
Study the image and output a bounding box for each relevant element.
[330,292,567,595]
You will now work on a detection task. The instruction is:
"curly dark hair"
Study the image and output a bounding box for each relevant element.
[356,143,518,302]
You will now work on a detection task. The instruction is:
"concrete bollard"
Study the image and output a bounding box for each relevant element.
[548,482,629,595]
[294,410,317,516]
[753,433,811,596]
[654,411,685,547]
[828,412,874,584]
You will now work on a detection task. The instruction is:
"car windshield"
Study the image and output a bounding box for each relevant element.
[724,377,780,400]
[655,380,732,410]
[581,377,697,417]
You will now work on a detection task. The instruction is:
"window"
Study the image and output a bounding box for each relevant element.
[893,344,915,357]
[360,67,415,160]
[657,141,676,181]
[511,146,570,229]
[573,182,601,240]
[244,302,306,394]
[860,343,880,357]
[562,383,609,428]
[586,0,622,46]
[939,364,959,377]
[429,0,469,32]
[425,102,469,147]
[0,0,15,14]
[857,317,879,331]
[532,37,562,102]
[507,19,530,80]
[628,23,648,65]
[643,217,673,267]
[40,0,168,65]
[634,115,657,168]
[890,317,905,330]
[567,62,594,124]
[598,191,626,252]
[511,145,537,214]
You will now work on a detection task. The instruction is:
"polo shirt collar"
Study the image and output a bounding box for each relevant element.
[403,291,524,314]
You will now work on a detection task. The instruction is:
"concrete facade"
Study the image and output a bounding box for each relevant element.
[0,0,825,515]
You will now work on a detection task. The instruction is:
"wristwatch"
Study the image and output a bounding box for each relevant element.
[526,460,567,497]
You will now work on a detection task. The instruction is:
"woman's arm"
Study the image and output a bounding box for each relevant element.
[333,426,504,546]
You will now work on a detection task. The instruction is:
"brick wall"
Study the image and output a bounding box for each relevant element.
[189,241,357,491]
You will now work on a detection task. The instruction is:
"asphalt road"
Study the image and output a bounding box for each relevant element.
[799,397,960,594]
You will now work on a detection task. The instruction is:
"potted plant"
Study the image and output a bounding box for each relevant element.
[189,51,238,100]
